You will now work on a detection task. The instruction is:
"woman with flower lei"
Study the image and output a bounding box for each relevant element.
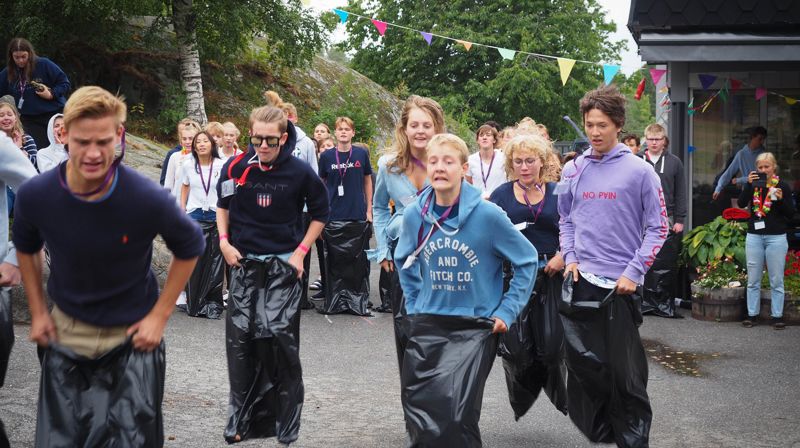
[737,152,795,329]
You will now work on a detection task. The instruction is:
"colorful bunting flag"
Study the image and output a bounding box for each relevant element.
[498,48,516,60]
[755,88,768,101]
[456,40,472,51]
[371,19,388,36]
[602,64,620,85]
[688,145,696,153]
[698,74,717,90]
[333,9,349,23]
[557,58,576,86]
[718,80,729,102]
[730,78,742,92]
[787,97,798,105]
[419,31,433,45]
[649,68,667,86]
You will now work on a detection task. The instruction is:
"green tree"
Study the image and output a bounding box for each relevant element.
[338,0,624,140]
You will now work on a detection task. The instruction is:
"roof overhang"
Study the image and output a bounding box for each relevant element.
[638,32,800,63]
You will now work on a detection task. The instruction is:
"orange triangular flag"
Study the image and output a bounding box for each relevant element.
[456,40,472,51]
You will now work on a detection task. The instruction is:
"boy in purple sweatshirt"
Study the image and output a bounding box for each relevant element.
[558,85,667,448]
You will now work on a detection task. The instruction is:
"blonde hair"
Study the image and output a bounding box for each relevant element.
[335,116,354,130]
[542,151,563,183]
[263,90,284,108]
[205,121,224,138]
[222,121,240,137]
[63,86,126,131]
[0,102,24,138]
[177,117,200,138]
[386,95,445,173]
[249,106,287,133]
[644,123,667,138]
[427,133,469,165]
[756,152,779,171]
[504,134,551,180]
[282,102,297,118]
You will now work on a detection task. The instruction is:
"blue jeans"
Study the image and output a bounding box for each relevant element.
[745,233,788,318]
[188,208,217,222]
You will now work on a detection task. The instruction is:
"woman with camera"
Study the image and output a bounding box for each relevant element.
[738,152,795,329]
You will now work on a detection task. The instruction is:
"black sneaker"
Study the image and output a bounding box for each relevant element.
[772,317,786,330]
[309,278,323,291]
[311,290,325,300]
[742,316,758,328]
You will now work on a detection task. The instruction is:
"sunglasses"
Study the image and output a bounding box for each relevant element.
[250,135,281,148]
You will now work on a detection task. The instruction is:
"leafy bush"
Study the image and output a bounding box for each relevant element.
[681,216,747,269]
[155,83,187,138]
[761,249,800,296]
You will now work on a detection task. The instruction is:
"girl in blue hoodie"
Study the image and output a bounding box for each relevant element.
[558,85,667,447]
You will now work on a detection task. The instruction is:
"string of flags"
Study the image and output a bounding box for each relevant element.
[331,8,629,87]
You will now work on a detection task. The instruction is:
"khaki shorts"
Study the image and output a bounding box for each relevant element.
[51,305,129,359]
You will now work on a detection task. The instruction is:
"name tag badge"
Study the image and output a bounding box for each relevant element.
[338,185,345,196]
[17,98,24,110]
[754,220,766,230]
[402,255,417,270]
[554,181,570,195]
[221,179,235,198]
[513,222,528,231]
[400,194,416,206]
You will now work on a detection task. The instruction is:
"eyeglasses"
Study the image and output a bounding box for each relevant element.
[646,137,664,142]
[250,135,281,148]
[512,158,538,167]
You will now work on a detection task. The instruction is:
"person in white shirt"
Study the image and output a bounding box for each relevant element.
[164,121,201,202]
[466,123,507,198]
[35,113,67,172]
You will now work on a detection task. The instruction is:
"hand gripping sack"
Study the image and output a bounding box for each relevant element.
[35,340,166,448]
[185,221,225,319]
[320,221,372,316]
[401,314,497,448]
[225,257,304,445]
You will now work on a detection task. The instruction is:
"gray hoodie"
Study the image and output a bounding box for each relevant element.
[0,131,38,266]
[292,125,319,174]
[36,113,67,173]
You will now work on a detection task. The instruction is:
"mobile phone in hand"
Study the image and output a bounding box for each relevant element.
[753,172,767,188]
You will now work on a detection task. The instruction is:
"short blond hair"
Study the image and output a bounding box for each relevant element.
[504,134,551,180]
[205,121,224,138]
[222,121,240,137]
[756,152,779,171]
[335,116,354,130]
[644,123,667,138]
[249,106,287,133]
[63,86,127,131]
[281,102,297,118]
[427,133,469,165]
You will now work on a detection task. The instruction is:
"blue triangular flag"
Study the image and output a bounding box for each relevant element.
[603,64,620,85]
[420,32,433,45]
[698,74,717,90]
[333,9,349,23]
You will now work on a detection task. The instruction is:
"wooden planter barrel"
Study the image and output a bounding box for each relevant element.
[691,284,746,322]
[759,289,800,324]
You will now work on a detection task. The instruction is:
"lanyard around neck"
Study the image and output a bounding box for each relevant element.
[335,147,353,180]
[197,158,215,196]
[480,151,496,188]
[417,192,459,247]
[517,180,545,223]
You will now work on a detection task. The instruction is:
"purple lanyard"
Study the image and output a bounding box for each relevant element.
[517,180,545,223]
[480,151,496,187]
[335,146,353,181]
[197,158,215,196]
[16,69,26,96]
[58,130,126,197]
[417,192,459,247]
[410,155,425,170]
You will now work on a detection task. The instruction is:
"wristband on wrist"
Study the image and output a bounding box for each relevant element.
[219,234,228,241]
[297,243,310,254]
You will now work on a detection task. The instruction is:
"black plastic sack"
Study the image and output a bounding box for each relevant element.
[641,232,682,318]
[499,274,567,420]
[401,314,497,448]
[186,221,225,319]
[375,265,393,313]
[225,257,304,445]
[559,273,652,447]
[35,340,166,447]
[0,288,12,388]
[320,220,372,316]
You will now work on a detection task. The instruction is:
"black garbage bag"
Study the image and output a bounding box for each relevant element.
[386,240,408,374]
[320,221,372,316]
[401,314,497,448]
[0,288,12,388]
[186,221,225,319]
[559,273,652,447]
[35,340,166,447]
[375,265,393,313]
[225,257,303,445]
[498,274,567,420]
[641,232,682,318]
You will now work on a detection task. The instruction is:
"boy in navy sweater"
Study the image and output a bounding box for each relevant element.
[318,116,373,222]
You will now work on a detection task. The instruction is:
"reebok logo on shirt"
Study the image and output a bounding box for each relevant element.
[330,162,358,170]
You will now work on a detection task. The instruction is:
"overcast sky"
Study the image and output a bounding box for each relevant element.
[308,0,643,74]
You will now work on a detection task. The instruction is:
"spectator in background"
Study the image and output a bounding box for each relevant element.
[221,121,241,159]
[713,126,767,201]
[313,123,331,144]
[0,38,70,149]
[160,118,200,186]
[483,120,502,133]
[536,123,551,141]
[36,113,67,172]
[466,124,507,198]
[164,120,202,198]
[738,153,794,330]
[622,134,641,155]
[0,96,37,168]
[204,121,225,150]
[498,126,514,149]
[641,123,686,233]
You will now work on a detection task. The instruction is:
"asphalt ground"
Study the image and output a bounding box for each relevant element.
[2,249,799,447]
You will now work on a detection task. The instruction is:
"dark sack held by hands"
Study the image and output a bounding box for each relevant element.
[225,257,304,445]
[186,221,225,319]
[401,314,497,448]
[0,288,12,388]
[35,340,166,448]
[641,232,681,318]
[320,221,372,316]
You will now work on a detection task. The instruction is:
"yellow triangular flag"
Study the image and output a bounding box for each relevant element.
[786,97,798,105]
[557,58,576,86]
[456,40,472,51]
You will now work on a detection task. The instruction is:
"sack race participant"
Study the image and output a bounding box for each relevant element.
[12,86,204,447]
[318,116,373,316]
[489,133,568,419]
[558,85,667,447]
[216,105,328,444]
[395,134,537,446]
[0,130,37,448]
[369,96,444,370]
[639,123,686,317]
[180,131,226,319]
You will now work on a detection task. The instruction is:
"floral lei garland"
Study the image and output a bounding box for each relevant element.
[753,175,780,218]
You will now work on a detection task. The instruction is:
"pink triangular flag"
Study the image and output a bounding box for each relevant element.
[649,68,667,86]
[755,87,768,101]
[419,31,433,45]
[371,19,387,36]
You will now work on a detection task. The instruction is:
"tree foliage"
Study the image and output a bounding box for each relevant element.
[338,0,625,139]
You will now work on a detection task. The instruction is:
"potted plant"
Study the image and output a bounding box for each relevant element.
[759,249,800,324]
[682,216,748,321]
